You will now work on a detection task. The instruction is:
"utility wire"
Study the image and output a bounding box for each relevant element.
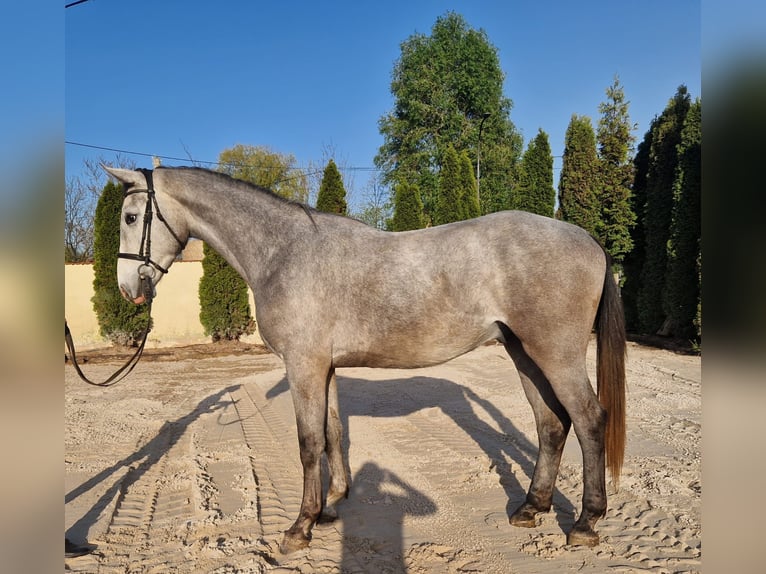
[65,140,382,173]
[65,0,92,8]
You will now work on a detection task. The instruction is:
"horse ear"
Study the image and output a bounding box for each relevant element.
[102,165,146,187]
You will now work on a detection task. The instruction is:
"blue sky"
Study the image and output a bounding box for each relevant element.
[64,0,701,208]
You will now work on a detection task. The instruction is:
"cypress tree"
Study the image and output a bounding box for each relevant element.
[621,124,654,332]
[91,180,151,346]
[558,115,600,237]
[664,98,701,339]
[638,86,691,334]
[316,159,348,215]
[513,129,554,217]
[390,182,425,231]
[458,150,481,219]
[198,241,254,341]
[596,77,636,268]
[434,146,463,225]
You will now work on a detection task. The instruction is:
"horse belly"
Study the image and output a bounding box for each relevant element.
[332,321,501,369]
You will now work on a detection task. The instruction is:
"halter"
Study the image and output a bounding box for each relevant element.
[118,168,185,294]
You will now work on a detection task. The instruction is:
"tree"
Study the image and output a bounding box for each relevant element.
[512,129,555,217]
[433,146,463,225]
[65,155,136,262]
[375,11,523,222]
[198,241,255,341]
[458,150,480,219]
[596,77,636,267]
[664,99,701,339]
[91,179,151,346]
[621,124,654,332]
[217,143,308,202]
[316,159,348,215]
[390,182,425,231]
[197,144,300,342]
[557,115,600,237]
[355,174,392,230]
[637,86,691,334]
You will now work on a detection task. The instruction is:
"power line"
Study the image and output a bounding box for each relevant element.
[65,0,92,8]
[65,140,382,173]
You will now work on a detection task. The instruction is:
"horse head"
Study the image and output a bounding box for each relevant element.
[102,166,188,305]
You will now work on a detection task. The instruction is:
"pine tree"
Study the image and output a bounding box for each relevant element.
[638,86,691,334]
[458,150,481,219]
[91,180,151,346]
[596,77,636,268]
[390,182,425,231]
[513,129,554,217]
[664,98,701,339]
[316,159,348,215]
[558,115,600,237]
[434,146,463,225]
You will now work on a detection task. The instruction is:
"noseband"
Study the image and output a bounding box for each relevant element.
[118,168,185,297]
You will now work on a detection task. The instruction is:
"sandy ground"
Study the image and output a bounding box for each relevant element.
[65,339,701,573]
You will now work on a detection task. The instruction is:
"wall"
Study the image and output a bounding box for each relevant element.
[65,262,262,349]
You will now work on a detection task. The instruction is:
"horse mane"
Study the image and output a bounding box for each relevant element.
[157,166,318,229]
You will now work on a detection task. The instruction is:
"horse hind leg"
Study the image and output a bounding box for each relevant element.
[520,340,608,547]
[320,368,350,522]
[502,329,571,528]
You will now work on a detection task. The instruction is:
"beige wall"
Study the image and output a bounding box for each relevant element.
[65,262,262,349]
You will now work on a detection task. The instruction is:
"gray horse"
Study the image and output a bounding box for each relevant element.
[105,165,626,554]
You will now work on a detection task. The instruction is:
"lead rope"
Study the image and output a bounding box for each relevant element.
[64,301,152,387]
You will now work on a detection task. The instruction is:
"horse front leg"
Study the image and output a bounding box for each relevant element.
[320,368,350,522]
[281,358,330,554]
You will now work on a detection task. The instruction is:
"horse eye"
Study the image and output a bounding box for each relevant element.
[124,213,138,225]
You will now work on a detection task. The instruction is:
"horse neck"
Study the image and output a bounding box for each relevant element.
[164,170,308,285]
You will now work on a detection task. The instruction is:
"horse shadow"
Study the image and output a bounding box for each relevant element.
[339,461,437,572]
[266,372,577,535]
[65,385,239,545]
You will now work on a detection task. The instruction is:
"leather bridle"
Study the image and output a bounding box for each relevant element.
[118,168,185,296]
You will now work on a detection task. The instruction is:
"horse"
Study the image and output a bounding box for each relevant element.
[104,165,626,554]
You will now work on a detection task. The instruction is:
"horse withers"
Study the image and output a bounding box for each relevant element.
[105,165,626,553]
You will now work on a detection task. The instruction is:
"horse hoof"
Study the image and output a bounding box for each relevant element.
[567,527,600,547]
[318,506,338,524]
[280,531,310,554]
[509,503,540,528]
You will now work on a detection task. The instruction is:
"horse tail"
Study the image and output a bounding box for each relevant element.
[596,250,627,489]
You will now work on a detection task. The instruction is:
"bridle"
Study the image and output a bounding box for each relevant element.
[118,168,185,295]
[65,168,185,387]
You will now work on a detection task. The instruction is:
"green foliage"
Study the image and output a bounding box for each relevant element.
[434,146,463,225]
[458,150,480,219]
[390,182,425,231]
[637,86,691,334]
[198,242,255,341]
[512,129,555,217]
[375,11,522,222]
[663,99,701,339]
[596,77,636,266]
[621,128,653,331]
[316,159,348,215]
[218,144,309,202]
[558,115,600,237]
[91,180,151,346]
